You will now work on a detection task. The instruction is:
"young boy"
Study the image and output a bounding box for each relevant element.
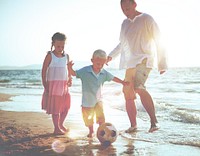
[68,49,128,137]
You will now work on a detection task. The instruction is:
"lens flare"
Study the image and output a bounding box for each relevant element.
[51,140,65,153]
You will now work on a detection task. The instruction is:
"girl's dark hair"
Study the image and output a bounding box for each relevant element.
[52,32,66,42]
[51,32,66,56]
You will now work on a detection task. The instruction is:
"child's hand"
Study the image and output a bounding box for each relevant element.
[67,61,76,76]
[67,77,72,87]
[44,84,49,94]
[68,61,74,67]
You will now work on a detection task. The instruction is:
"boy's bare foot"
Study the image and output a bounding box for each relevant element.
[87,133,94,138]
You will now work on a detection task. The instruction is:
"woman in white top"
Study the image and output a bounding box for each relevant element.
[41,32,72,135]
[107,0,167,133]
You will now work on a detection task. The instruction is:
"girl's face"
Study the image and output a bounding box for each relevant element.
[121,0,136,19]
[91,57,106,73]
[53,40,65,53]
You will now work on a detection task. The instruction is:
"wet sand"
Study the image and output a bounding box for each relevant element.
[0,93,200,156]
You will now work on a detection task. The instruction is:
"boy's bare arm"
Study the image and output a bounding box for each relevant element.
[112,77,129,86]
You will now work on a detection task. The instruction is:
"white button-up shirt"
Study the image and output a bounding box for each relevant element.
[109,13,168,72]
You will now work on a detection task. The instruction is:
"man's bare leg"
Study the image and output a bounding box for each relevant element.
[136,89,159,132]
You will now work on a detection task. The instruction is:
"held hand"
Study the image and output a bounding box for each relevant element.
[122,80,130,86]
[67,77,72,87]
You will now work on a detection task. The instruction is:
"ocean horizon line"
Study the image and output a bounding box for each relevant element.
[0,63,199,70]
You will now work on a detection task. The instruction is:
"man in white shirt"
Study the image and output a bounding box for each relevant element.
[107,0,167,132]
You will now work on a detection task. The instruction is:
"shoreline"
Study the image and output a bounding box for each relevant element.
[1,110,200,156]
[0,93,200,156]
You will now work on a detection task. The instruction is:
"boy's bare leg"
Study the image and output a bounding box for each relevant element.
[87,125,94,138]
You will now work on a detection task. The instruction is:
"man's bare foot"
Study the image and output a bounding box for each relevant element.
[148,124,160,133]
[125,126,137,133]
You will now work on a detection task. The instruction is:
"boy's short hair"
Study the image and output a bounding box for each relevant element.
[92,49,107,59]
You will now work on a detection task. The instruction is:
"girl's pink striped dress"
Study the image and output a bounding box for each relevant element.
[42,52,70,114]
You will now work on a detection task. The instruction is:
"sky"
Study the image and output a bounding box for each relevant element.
[0,0,200,68]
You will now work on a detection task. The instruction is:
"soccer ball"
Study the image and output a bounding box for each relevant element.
[97,122,118,146]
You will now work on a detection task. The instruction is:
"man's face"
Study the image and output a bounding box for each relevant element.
[121,0,136,18]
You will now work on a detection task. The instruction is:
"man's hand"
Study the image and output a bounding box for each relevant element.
[106,56,112,66]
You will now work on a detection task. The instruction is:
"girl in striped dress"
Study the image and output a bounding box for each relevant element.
[41,32,71,135]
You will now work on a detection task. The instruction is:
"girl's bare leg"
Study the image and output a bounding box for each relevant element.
[59,109,69,132]
[59,93,71,132]
[52,114,64,135]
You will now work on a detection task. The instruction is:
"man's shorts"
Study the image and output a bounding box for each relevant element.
[134,59,151,90]
[82,102,105,127]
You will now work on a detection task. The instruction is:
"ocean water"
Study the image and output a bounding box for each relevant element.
[0,67,200,150]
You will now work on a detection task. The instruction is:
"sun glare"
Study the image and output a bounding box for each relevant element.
[151,1,200,67]
[0,0,199,67]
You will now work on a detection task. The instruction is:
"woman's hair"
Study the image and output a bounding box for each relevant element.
[92,49,107,59]
[51,32,66,56]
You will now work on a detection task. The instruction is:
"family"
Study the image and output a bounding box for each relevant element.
[41,0,167,137]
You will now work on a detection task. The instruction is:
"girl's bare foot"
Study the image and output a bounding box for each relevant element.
[60,125,69,133]
[53,129,65,135]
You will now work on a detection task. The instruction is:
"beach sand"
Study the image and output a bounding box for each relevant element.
[0,93,15,102]
[0,93,200,156]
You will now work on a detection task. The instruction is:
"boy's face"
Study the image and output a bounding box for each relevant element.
[121,0,136,19]
[53,40,65,53]
[91,57,106,73]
